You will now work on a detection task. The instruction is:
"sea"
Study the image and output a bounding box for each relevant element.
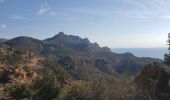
[112,48,169,60]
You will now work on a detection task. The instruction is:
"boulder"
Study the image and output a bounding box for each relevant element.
[26,72,38,79]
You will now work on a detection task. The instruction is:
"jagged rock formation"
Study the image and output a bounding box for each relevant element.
[44,32,111,52]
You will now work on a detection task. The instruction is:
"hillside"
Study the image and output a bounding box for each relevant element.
[0,32,165,100]
[0,44,138,100]
[4,32,162,75]
[0,44,44,85]
[5,36,44,53]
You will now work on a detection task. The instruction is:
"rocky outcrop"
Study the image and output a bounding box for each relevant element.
[15,67,38,80]
[26,72,38,79]
[135,64,170,99]
[44,32,111,52]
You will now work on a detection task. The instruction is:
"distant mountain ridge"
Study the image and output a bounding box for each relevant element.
[0,38,8,43]
[5,32,110,54]
[112,48,167,59]
[44,32,111,52]
[5,36,44,53]
[3,32,162,75]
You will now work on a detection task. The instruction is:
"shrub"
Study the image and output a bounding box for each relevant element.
[58,80,93,100]
[7,83,33,100]
[32,67,61,100]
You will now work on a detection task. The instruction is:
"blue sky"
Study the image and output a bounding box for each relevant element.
[0,0,170,48]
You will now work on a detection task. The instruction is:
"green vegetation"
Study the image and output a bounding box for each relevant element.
[4,32,162,75]
[164,33,170,66]
[7,83,33,100]
[5,67,137,100]
[32,67,61,100]
[0,33,166,100]
[6,67,61,100]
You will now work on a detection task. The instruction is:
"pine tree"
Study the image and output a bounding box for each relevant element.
[164,33,170,66]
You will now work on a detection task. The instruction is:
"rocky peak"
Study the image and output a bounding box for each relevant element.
[58,32,64,36]
[83,38,90,43]
[52,32,65,39]
[44,32,111,52]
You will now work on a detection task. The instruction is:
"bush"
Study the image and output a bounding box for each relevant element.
[58,80,93,100]
[7,66,62,100]
[32,67,61,100]
[7,83,33,100]
[32,78,61,100]
[89,76,137,100]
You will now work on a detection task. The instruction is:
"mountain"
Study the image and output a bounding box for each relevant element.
[44,32,111,52]
[5,36,44,53]
[0,32,165,99]
[3,32,162,75]
[0,38,7,43]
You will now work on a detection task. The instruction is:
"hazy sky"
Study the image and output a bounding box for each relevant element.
[0,0,169,48]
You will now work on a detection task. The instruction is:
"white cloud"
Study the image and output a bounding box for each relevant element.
[123,0,170,20]
[10,15,28,20]
[0,24,7,28]
[160,16,170,19]
[37,3,50,16]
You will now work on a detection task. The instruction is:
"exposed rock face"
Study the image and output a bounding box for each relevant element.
[0,44,40,84]
[44,32,111,52]
[26,72,38,79]
[135,64,170,99]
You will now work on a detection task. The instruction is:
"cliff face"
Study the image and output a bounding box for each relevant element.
[44,32,111,52]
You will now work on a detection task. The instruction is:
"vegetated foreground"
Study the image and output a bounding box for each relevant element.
[0,32,169,100]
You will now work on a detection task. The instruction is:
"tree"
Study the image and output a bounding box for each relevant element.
[58,80,94,100]
[164,33,170,66]
[32,67,61,100]
[7,83,33,100]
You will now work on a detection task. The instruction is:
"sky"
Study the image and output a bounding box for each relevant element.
[0,0,170,48]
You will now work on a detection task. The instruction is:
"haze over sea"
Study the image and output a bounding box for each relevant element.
[112,48,168,59]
